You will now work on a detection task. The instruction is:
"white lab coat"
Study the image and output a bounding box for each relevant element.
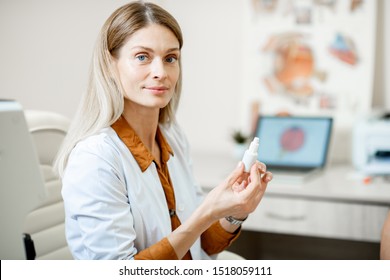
[62,122,211,259]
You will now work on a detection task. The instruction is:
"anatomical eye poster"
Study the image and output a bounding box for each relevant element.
[240,0,377,123]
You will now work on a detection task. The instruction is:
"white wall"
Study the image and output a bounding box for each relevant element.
[161,0,243,154]
[0,0,129,118]
[373,0,390,109]
[0,0,389,158]
[385,0,390,109]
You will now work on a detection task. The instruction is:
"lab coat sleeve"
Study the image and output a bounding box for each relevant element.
[62,136,137,259]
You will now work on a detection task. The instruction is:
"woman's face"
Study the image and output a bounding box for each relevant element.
[113,24,180,115]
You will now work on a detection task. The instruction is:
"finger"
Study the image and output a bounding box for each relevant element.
[232,180,247,192]
[255,161,267,174]
[252,172,272,202]
[262,171,273,183]
[248,172,270,203]
[250,163,261,184]
[226,161,245,187]
[244,163,261,193]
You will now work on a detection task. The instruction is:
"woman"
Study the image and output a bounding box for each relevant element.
[55,1,272,260]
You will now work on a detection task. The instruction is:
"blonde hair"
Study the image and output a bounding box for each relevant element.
[54,1,183,176]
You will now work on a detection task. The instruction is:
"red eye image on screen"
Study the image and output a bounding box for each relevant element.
[280,126,305,157]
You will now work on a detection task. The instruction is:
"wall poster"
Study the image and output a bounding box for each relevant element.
[240,0,377,130]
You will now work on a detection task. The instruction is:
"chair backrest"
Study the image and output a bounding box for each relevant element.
[23,110,73,259]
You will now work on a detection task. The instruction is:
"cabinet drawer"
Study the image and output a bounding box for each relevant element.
[244,196,389,242]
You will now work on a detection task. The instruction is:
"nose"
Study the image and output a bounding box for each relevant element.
[151,58,167,80]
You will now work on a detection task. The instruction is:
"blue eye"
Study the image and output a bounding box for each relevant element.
[166,56,177,63]
[136,55,147,62]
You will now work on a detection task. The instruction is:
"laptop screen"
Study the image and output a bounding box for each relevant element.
[254,115,333,169]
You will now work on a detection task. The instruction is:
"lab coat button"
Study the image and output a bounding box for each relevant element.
[178,204,184,212]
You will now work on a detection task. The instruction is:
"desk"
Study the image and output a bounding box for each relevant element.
[191,151,390,243]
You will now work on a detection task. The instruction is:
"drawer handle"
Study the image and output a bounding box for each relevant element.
[265,212,306,221]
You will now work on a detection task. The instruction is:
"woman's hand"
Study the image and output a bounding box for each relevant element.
[167,161,272,258]
[201,161,273,223]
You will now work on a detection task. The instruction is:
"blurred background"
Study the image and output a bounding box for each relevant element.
[1,0,390,260]
[2,0,389,157]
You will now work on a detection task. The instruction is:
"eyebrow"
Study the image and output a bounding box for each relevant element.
[131,46,180,53]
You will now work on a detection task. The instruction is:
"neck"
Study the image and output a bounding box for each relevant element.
[122,103,159,153]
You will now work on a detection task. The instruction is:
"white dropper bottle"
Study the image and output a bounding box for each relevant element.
[241,137,260,172]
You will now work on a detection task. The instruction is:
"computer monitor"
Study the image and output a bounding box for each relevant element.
[254,115,333,171]
[0,100,46,259]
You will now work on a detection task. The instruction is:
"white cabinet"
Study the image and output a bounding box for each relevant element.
[245,195,389,242]
[192,152,390,243]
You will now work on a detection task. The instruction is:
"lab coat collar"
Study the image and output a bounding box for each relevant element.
[111,116,173,172]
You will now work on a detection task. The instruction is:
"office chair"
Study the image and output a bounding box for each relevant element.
[23,110,73,259]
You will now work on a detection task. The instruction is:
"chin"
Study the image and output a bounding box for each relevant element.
[143,101,170,110]
[150,97,172,108]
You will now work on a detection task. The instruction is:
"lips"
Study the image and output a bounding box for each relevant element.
[144,86,169,95]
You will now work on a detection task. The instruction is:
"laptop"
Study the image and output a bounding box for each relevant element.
[254,115,333,183]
